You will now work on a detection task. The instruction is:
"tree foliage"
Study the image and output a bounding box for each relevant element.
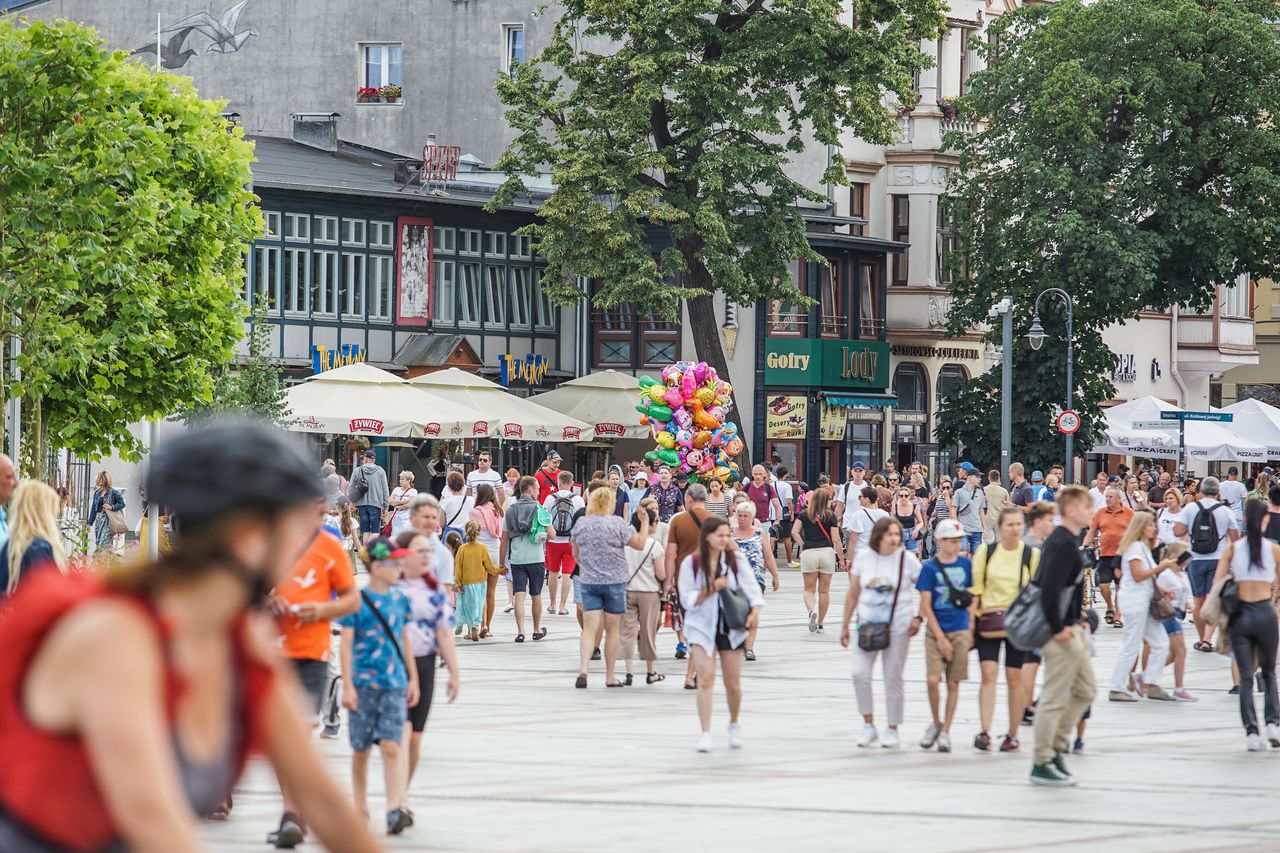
[0,18,261,467]
[490,0,945,454]
[183,304,292,427]
[937,0,1280,468]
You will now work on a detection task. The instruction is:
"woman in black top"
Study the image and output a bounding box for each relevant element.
[792,487,845,633]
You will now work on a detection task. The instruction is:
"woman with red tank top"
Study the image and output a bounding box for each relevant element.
[0,422,378,852]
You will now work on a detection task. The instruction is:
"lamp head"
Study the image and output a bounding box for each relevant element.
[1027,314,1047,351]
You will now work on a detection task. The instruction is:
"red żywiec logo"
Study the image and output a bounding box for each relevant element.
[471,421,489,437]
[349,418,384,434]
[562,426,582,440]
[424,423,442,437]
[503,423,524,438]
[594,423,625,437]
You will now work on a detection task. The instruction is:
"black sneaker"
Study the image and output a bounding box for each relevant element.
[1021,704,1036,727]
[675,642,688,660]
[268,813,305,849]
[1229,684,1241,695]
[387,808,412,836]
[591,646,602,661]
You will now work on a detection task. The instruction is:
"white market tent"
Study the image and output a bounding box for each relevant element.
[1219,398,1280,458]
[1094,395,1266,462]
[407,367,595,442]
[529,370,649,441]
[285,362,492,439]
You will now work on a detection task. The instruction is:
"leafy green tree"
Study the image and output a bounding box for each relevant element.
[936,0,1280,470]
[184,303,292,426]
[490,0,945,441]
[0,18,261,471]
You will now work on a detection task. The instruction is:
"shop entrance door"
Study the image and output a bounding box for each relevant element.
[766,440,802,483]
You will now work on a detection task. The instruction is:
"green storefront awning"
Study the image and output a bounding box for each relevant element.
[825,394,898,408]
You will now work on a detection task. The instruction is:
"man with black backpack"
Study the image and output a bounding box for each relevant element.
[1174,476,1240,651]
[543,470,585,617]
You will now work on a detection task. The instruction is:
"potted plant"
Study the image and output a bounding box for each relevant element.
[379,84,402,104]
[356,86,381,103]
[896,91,920,117]
[938,97,958,120]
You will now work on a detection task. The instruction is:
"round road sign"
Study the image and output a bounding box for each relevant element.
[1056,410,1081,435]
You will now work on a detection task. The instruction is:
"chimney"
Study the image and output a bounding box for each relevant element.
[291,112,341,153]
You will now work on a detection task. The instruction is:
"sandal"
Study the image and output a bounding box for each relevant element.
[1104,610,1114,625]
[1113,618,1123,629]
[744,649,757,662]
[647,672,666,684]
[1194,640,1214,653]
[532,628,547,641]
[575,674,587,688]
[624,673,634,686]
[684,675,698,690]
[605,680,626,688]
[514,634,525,643]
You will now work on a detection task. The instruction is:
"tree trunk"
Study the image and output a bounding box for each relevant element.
[681,264,753,476]
[31,395,44,481]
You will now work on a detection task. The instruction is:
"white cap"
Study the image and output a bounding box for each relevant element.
[934,519,965,540]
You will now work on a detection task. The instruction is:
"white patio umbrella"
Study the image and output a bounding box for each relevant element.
[1220,398,1280,458]
[286,362,492,439]
[407,367,595,442]
[529,369,648,440]
[1096,396,1266,462]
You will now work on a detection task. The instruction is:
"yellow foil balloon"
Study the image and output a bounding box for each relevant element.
[655,431,676,449]
[648,385,667,404]
[713,465,731,482]
[695,387,714,406]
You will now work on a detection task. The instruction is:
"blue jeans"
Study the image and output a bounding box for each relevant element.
[578,582,627,614]
[357,504,382,538]
[964,531,984,555]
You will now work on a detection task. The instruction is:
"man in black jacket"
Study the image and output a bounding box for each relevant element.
[1030,485,1094,787]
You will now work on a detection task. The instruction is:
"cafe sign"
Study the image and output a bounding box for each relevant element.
[498,353,551,386]
[764,338,890,390]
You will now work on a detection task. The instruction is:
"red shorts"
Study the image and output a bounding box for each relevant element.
[546,541,576,575]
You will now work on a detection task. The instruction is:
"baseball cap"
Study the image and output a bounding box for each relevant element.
[935,519,965,540]
[959,462,976,472]
[1031,470,1044,482]
[675,471,689,483]
[546,450,561,461]
[851,461,866,471]
[362,449,376,459]
[1107,475,1120,484]
[1264,467,1275,475]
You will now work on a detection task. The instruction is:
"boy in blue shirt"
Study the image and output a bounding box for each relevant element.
[916,519,976,753]
[340,537,420,836]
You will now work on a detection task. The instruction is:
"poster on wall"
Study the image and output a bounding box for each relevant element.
[395,216,432,326]
[766,395,808,439]
[819,401,847,441]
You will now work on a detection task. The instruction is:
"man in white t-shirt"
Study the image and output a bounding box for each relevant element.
[1088,472,1110,512]
[773,467,797,568]
[542,471,585,615]
[1218,467,1248,527]
[1173,476,1240,649]
[465,450,504,496]
[836,461,869,529]
[845,485,889,569]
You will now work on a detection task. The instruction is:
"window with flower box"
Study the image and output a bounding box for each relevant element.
[360,43,403,100]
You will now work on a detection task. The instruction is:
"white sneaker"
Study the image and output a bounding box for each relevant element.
[920,722,940,750]
[1268,724,1280,748]
[937,731,952,753]
[697,731,712,753]
[728,723,744,749]
[882,728,901,749]
[856,723,878,748]
[808,611,818,633]
[1247,733,1266,752]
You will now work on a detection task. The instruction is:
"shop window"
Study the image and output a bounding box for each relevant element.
[893,363,928,413]
[849,184,868,236]
[818,259,844,338]
[857,263,882,339]
[891,195,910,285]
[935,363,968,414]
[847,418,882,475]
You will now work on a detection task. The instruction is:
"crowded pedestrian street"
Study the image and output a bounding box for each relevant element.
[206,571,1280,852]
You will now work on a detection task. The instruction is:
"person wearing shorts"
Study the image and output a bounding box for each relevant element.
[1085,489,1134,627]
[791,487,843,634]
[543,472,585,616]
[504,476,551,642]
[916,519,973,753]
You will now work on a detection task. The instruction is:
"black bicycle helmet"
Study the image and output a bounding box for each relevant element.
[145,419,324,534]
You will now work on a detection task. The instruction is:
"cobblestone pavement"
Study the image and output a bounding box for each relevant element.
[204,565,1280,852]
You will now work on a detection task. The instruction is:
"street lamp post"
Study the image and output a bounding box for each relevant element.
[989,296,1013,477]
[1027,288,1075,484]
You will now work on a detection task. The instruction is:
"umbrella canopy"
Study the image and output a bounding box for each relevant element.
[529,370,648,441]
[1220,398,1280,457]
[286,362,492,438]
[1095,396,1266,462]
[407,367,595,442]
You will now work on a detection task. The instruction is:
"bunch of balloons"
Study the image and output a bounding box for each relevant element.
[635,360,744,485]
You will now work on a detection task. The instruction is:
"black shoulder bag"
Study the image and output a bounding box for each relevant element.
[857,552,905,651]
[934,560,973,610]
